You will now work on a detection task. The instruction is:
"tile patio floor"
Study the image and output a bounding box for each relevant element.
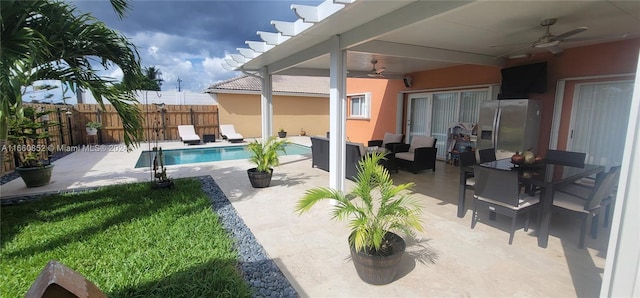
[0,136,609,297]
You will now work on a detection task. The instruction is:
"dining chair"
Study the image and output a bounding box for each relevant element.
[459,151,477,189]
[471,166,540,245]
[478,148,497,163]
[545,149,586,166]
[555,165,621,229]
[552,166,620,248]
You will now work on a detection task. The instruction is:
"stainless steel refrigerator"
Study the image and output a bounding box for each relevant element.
[477,99,541,157]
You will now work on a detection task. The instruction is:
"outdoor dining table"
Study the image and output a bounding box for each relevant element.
[467,158,605,248]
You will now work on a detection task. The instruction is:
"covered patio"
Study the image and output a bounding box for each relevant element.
[223,0,639,295]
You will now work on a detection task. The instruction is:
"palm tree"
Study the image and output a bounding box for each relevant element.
[143,66,163,91]
[1,0,145,149]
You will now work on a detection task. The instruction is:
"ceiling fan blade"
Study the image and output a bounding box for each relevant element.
[546,45,563,55]
[562,32,631,43]
[551,27,588,41]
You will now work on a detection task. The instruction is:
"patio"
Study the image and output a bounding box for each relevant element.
[0,136,609,297]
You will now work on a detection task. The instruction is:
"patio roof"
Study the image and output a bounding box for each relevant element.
[224,0,639,77]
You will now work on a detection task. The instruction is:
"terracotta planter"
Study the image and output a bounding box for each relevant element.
[349,231,405,285]
[247,168,273,188]
[15,164,54,188]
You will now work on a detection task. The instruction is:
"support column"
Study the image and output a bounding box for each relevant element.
[328,35,347,192]
[260,67,273,140]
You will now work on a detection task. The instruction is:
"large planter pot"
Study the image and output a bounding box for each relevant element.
[86,127,98,136]
[15,164,54,188]
[349,231,406,285]
[247,168,273,188]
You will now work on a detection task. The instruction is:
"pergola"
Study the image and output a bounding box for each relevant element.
[222,1,640,296]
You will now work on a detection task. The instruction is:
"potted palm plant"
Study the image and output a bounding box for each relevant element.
[7,106,59,187]
[277,128,287,138]
[296,152,424,285]
[246,136,288,188]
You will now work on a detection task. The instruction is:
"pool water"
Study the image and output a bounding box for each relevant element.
[135,143,311,168]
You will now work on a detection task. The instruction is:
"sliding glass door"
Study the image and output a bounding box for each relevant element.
[568,81,633,170]
[407,89,488,159]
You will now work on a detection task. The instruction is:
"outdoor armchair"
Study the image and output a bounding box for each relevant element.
[393,136,438,173]
[368,132,404,154]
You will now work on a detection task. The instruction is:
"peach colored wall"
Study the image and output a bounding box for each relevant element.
[345,78,406,144]
[217,93,330,138]
[402,38,639,154]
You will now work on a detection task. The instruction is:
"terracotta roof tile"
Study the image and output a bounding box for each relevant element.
[206,75,329,96]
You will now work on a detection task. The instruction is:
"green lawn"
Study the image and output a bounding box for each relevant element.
[0,179,251,297]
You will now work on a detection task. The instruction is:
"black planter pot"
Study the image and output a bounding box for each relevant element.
[278,131,287,138]
[247,168,273,188]
[349,231,406,285]
[15,164,54,188]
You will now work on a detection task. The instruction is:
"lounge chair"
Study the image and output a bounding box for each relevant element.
[177,125,201,145]
[219,124,244,143]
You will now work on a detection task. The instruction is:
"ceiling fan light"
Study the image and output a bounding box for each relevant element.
[534,40,560,48]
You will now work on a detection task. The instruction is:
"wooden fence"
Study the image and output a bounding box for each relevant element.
[75,104,219,144]
[2,103,219,175]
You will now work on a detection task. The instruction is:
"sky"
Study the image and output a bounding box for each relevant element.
[27,0,323,102]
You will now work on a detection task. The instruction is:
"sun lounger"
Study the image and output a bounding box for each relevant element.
[219,124,244,143]
[178,125,201,145]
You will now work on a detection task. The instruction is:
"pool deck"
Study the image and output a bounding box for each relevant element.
[1,136,609,297]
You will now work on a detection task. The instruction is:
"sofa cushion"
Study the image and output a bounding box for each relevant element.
[395,151,414,161]
[382,132,403,146]
[409,136,435,152]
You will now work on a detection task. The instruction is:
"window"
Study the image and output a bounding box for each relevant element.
[349,93,370,119]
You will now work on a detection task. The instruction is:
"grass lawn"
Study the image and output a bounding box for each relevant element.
[0,178,252,297]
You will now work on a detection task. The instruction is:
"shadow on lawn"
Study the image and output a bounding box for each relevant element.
[0,179,207,258]
[106,259,252,297]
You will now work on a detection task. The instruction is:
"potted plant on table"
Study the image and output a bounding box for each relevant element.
[85,121,102,136]
[296,152,424,285]
[7,106,58,187]
[277,128,287,138]
[246,136,288,188]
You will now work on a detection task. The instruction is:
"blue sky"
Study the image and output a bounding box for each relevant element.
[27,0,322,103]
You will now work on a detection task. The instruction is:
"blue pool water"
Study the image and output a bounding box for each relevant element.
[135,143,311,168]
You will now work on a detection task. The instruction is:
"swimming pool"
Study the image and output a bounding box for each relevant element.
[134,143,311,168]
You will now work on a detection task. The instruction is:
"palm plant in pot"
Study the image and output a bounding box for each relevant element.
[296,152,424,285]
[246,136,288,188]
[7,106,59,187]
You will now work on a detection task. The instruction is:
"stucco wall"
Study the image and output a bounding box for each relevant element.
[345,78,406,144]
[217,93,329,138]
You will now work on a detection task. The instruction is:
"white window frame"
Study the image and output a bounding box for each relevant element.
[347,92,371,119]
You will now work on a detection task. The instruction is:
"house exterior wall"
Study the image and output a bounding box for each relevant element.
[401,38,639,154]
[345,78,406,144]
[216,93,329,138]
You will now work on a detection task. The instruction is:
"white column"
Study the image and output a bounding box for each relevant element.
[260,67,273,140]
[600,50,640,297]
[328,35,347,191]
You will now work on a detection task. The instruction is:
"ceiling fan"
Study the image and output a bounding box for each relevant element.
[493,18,589,57]
[368,59,386,78]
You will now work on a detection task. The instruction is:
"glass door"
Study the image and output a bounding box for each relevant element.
[406,93,431,144]
[568,81,633,171]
